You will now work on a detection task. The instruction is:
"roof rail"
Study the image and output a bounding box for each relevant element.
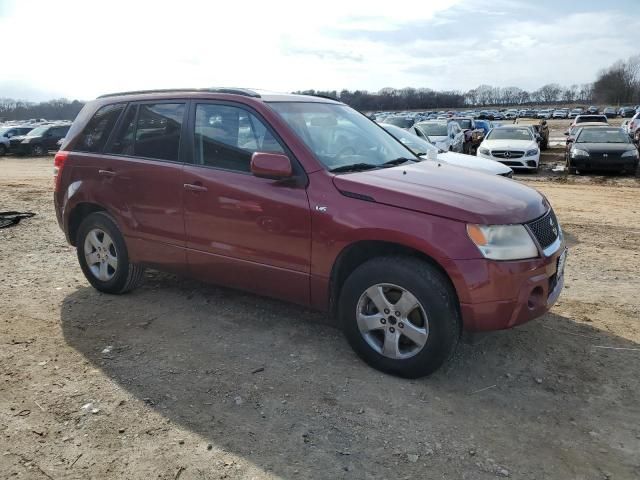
[97,88,261,99]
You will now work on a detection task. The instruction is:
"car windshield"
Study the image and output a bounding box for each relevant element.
[269,102,416,171]
[25,126,48,137]
[415,123,448,136]
[576,116,607,124]
[486,128,533,141]
[384,116,413,128]
[451,119,471,129]
[576,128,630,143]
[381,123,436,156]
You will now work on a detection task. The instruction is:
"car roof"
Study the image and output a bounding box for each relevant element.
[96,87,342,105]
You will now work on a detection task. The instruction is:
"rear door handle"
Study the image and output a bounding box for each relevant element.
[183,183,208,193]
[98,169,116,177]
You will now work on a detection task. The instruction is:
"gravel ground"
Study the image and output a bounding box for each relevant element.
[1,155,639,480]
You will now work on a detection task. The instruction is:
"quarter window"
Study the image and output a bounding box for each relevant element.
[194,104,284,172]
[75,103,125,152]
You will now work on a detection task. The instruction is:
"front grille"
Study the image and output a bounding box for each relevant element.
[526,210,560,250]
[492,150,524,159]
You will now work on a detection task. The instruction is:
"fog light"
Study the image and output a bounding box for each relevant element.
[527,286,544,310]
[526,160,537,167]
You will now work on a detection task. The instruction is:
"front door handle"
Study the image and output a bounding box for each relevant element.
[183,183,208,193]
[98,169,116,177]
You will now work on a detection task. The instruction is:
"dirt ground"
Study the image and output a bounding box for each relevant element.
[1,154,639,480]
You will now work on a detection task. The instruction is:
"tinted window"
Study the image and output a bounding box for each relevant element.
[75,104,125,152]
[134,103,185,161]
[416,123,448,136]
[194,104,284,172]
[107,105,136,155]
[50,126,70,137]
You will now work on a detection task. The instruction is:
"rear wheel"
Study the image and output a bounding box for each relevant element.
[339,256,460,378]
[566,157,577,175]
[0,144,6,156]
[76,212,145,294]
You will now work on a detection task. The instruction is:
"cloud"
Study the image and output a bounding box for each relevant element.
[0,0,638,100]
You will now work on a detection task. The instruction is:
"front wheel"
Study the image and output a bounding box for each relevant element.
[76,212,145,294]
[31,144,46,156]
[0,144,6,156]
[339,256,460,378]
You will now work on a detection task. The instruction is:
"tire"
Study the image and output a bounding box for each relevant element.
[339,256,460,378]
[76,212,145,294]
[31,144,46,156]
[566,157,577,175]
[0,144,6,156]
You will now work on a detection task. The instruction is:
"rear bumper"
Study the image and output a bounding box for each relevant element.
[453,246,566,332]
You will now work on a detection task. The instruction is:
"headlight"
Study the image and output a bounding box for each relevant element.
[571,148,589,158]
[479,148,490,155]
[526,148,539,157]
[466,224,538,260]
[622,149,639,158]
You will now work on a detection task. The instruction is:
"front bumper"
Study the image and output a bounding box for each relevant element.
[453,245,566,332]
[571,157,638,172]
[477,151,540,169]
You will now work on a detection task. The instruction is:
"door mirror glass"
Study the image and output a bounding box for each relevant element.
[251,152,292,179]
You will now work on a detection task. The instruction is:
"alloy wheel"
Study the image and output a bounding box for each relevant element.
[356,283,429,359]
[83,228,118,281]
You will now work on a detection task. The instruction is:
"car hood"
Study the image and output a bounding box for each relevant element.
[436,151,512,175]
[332,162,547,224]
[481,139,537,150]
[576,142,636,153]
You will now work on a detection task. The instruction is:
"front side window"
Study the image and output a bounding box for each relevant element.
[75,103,125,152]
[269,102,415,172]
[194,104,284,172]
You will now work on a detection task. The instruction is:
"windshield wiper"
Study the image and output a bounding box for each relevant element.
[381,157,418,167]
[330,163,379,173]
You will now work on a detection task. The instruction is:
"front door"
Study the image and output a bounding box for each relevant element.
[183,102,311,305]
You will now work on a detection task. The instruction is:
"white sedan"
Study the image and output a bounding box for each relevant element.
[411,120,464,153]
[380,123,513,177]
[476,126,541,171]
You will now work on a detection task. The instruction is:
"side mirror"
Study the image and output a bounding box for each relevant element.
[567,137,575,143]
[250,152,293,179]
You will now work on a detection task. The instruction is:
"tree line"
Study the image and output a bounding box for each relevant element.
[1,54,638,121]
[0,98,84,122]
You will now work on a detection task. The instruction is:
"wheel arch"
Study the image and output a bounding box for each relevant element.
[328,240,461,322]
[67,202,108,246]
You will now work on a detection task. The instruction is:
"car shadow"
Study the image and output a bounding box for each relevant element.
[60,272,640,479]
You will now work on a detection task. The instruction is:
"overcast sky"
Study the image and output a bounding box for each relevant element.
[1,0,638,101]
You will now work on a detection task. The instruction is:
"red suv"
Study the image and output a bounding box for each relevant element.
[54,88,566,378]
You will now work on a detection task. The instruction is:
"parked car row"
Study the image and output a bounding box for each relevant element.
[0,121,71,156]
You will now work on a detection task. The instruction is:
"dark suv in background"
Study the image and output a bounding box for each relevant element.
[10,124,70,155]
[53,88,566,378]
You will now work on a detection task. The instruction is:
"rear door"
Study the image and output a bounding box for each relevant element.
[182,101,312,305]
[72,101,188,271]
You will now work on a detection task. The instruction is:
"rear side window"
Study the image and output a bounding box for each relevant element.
[135,103,185,161]
[194,104,284,172]
[74,103,125,152]
[106,103,185,161]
